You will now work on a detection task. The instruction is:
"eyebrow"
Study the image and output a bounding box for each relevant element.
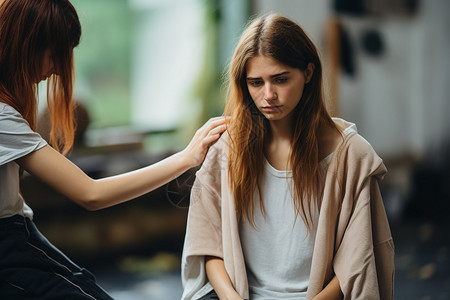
[246,71,290,81]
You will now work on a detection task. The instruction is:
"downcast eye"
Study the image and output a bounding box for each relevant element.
[249,80,263,87]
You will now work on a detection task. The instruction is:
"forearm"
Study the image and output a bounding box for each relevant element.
[312,275,343,300]
[205,256,243,300]
[89,151,190,209]
[18,145,192,210]
[17,117,229,210]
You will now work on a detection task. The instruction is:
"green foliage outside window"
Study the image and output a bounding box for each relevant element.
[72,0,132,128]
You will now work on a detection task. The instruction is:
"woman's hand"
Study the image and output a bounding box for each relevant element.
[180,116,229,168]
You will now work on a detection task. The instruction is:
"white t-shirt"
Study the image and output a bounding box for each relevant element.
[239,154,332,300]
[0,102,47,219]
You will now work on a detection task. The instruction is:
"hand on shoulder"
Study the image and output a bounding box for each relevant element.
[180,116,230,168]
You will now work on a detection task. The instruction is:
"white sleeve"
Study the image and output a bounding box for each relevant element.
[0,103,47,165]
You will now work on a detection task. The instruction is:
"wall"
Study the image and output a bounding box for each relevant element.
[253,0,450,158]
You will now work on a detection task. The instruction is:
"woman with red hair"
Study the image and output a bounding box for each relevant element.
[0,0,227,298]
[182,14,394,300]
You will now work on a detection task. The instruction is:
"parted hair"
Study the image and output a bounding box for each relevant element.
[0,0,81,154]
[224,14,339,231]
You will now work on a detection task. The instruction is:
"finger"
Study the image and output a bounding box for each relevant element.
[208,116,225,122]
[194,117,230,141]
[204,116,230,127]
[200,117,224,129]
[209,124,227,136]
[202,133,221,146]
[203,117,230,133]
[207,116,230,122]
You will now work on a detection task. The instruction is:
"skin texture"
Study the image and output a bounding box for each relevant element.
[17,117,229,211]
[205,55,343,300]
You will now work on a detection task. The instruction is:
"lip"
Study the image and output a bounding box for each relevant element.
[261,105,281,112]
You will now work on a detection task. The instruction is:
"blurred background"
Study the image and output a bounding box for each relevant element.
[22,0,449,299]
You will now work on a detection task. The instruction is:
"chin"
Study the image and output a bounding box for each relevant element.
[263,114,280,121]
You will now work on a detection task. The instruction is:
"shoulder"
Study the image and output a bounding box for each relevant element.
[196,130,230,178]
[0,102,7,112]
[0,102,47,165]
[333,117,379,160]
[0,102,37,136]
[0,102,20,116]
[345,133,379,160]
[0,102,27,125]
[332,118,386,178]
[203,130,230,162]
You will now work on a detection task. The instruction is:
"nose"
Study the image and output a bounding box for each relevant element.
[263,83,276,101]
[48,61,56,76]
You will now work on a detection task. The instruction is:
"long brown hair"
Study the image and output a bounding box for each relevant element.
[224,14,339,231]
[0,0,81,154]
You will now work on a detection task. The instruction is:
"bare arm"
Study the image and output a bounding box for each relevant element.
[17,117,228,210]
[312,275,343,300]
[205,256,243,300]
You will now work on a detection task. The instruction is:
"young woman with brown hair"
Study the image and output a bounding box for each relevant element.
[0,0,227,298]
[182,14,394,300]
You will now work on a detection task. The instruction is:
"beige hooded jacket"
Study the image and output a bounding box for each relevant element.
[181,119,394,300]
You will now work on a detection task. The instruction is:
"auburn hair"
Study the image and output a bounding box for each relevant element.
[224,14,339,231]
[0,0,81,155]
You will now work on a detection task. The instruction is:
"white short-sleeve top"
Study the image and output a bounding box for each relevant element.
[0,102,47,219]
[239,154,333,300]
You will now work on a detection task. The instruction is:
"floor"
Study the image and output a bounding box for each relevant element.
[86,239,186,300]
[96,267,183,300]
[392,219,450,300]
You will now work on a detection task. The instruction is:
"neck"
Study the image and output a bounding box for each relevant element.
[317,119,342,161]
[264,117,293,171]
[267,117,293,142]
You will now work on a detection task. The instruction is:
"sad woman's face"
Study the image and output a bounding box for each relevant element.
[246,55,313,125]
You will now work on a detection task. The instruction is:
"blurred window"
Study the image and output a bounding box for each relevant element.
[72,0,132,128]
[72,0,207,133]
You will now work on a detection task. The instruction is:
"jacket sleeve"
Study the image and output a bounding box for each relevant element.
[333,137,394,299]
[370,176,395,300]
[181,142,225,299]
[333,175,394,299]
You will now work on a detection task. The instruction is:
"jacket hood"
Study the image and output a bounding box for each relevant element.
[333,117,358,136]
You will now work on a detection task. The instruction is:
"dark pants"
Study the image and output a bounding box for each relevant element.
[0,215,113,299]
[199,290,220,300]
[199,289,248,300]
